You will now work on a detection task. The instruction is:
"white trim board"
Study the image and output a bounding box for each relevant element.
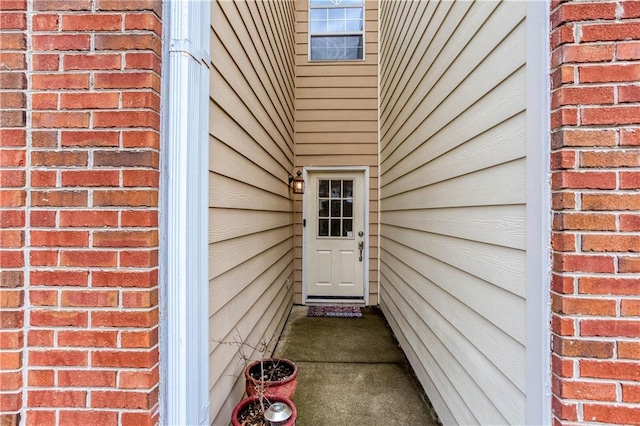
[525,0,552,424]
[302,166,371,306]
[160,0,211,425]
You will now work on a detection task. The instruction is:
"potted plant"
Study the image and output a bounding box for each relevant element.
[245,357,298,400]
[231,393,297,426]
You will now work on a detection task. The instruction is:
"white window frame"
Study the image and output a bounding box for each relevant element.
[308,0,366,62]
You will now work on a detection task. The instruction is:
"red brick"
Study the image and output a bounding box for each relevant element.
[59,210,118,227]
[94,111,160,129]
[28,390,86,408]
[121,411,156,426]
[59,411,118,426]
[552,314,575,336]
[60,92,120,110]
[94,71,160,91]
[31,190,88,207]
[622,384,640,403]
[0,72,25,89]
[554,253,615,273]
[581,22,640,42]
[95,33,161,55]
[93,190,158,207]
[582,194,640,211]
[32,14,58,31]
[0,210,24,227]
[120,249,158,267]
[580,64,640,84]
[618,41,640,60]
[0,129,26,147]
[60,250,117,267]
[30,270,88,287]
[30,230,88,247]
[0,371,22,391]
[0,151,26,167]
[92,270,157,288]
[125,52,161,73]
[579,277,640,295]
[29,350,87,367]
[551,107,578,128]
[26,411,56,426]
[31,170,57,187]
[620,172,640,190]
[32,112,90,129]
[94,150,158,167]
[581,319,640,338]
[61,290,118,307]
[125,13,161,35]
[553,171,617,189]
[0,11,26,30]
[32,34,91,51]
[30,210,56,227]
[32,131,58,147]
[581,106,640,125]
[0,310,23,328]
[553,129,616,148]
[621,300,640,317]
[0,289,23,308]
[93,230,158,247]
[61,170,119,187]
[32,53,60,71]
[583,404,640,425]
[581,360,640,381]
[0,352,22,370]
[28,370,55,387]
[61,131,119,147]
[551,274,575,294]
[63,53,121,70]
[621,129,640,146]
[92,350,157,368]
[58,330,117,347]
[0,250,24,267]
[29,290,57,307]
[552,233,575,251]
[29,250,58,266]
[0,1,26,11]
[553,337,613,358]
[122,130,159,148]
[622,0,640,18]
[0,91,25,109]
[620,85,640,103]
[551,2,616,26]
[121,329,157,348]
[550,24,575,49]
[30,310,88,327]
[118,367,158,389]
[91,390,153,409]
[552,86,614,108]
[619,256,640,273]
[32,93,57,110]
[581,150,640,168]
[93,309,157,328]
[122,289,157,308]
[0,51,25,70]
[552,353,574,378]
[0,170,25,188]
[559,380,617,401]
[33,0,92,10]
[582,235,640,253]
[58,371,116,388]
[0,33,26,50]
[61,14,122,31]
[122,91,160,111]
[0,329,23,348]
[619,341,640,360]
[28,329,56,346]
[32,151,87,167]
[0,110,25,127]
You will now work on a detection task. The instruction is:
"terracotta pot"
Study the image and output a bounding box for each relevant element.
[231,394,297,426]
[245,358,298,399]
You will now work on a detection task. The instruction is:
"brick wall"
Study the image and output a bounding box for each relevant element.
[1,0,162,424]
[550,1,640,424]
[0,0,27,424]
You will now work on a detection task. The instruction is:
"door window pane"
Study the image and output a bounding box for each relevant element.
[317,178,355,239]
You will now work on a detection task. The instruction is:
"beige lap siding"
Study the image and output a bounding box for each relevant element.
[550,1,640,424]
[1,1,162,424]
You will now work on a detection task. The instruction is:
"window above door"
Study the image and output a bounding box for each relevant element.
[309,0,364,61]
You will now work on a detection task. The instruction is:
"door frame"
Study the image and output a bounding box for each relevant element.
[302,166,370,305]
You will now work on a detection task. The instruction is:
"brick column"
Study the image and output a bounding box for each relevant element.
[0,0,27,424]
[23,1,162,424]
[550,1,640,424]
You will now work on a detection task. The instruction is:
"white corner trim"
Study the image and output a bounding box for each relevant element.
[160,1,211,425]
[525,1,552,425]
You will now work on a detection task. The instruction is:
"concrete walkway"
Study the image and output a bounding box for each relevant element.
[274,306,440,426]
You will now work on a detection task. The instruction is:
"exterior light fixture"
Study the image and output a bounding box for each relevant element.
[289,170,305,194]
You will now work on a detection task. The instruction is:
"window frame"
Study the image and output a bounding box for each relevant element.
[308,0,366,62]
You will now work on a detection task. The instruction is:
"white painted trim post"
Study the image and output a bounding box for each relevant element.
[301,166,370,305]
[160,1,211,425]
[525,0,552,424]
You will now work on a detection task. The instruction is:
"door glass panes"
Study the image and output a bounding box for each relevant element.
[318,179,354,238]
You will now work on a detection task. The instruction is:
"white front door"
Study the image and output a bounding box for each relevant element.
[305,170,366,299]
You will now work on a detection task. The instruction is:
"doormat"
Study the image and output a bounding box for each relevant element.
[307,305,362,318]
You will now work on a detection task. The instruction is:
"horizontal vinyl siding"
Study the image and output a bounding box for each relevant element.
[294,0,379,304]
[209,1,296,424]
[379,1,527,425]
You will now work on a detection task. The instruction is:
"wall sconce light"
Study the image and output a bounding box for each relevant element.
[289,170,305,194]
